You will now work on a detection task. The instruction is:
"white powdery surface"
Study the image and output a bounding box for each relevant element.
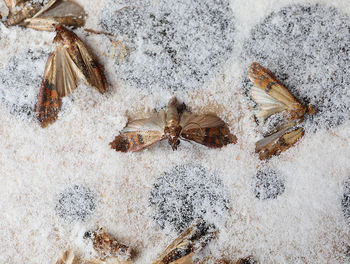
[0,0,350,263]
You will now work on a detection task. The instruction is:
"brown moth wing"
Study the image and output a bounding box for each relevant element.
[74,35,108,94]
[110,131,165,152]
[23,0,85,31]
[179,112,237,148]
[5,2,41,26]
[152,219,216,264]
[249,62,306,120]
[256,124,304,160]
[54,25,108,94]
[36,52,62,128]
[110,111,166,152]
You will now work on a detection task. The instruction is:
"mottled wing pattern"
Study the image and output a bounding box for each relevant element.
[110,111,166,152]
[256,123,304,160]
[249,62,306,120]
[89,228,132,261]
[179,112,237,148]
[74,37,108,94]
[35,52,61,128]
[152,219,216,264]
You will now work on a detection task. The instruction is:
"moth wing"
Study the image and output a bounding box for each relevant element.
[74,38,108,94]
[123,111,166,132]
[5,2,41,26]
[251,86,287,119]
[256,123,304,160]
[110,111,166,152]
[24,0,85,31]
[36,52,61,127]
[153,219,215,264]
[55,45,84,97]
[179,112,237,148]
[249,62,306,120]
[36,0,85,18]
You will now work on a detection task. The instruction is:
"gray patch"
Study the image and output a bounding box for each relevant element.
[149,163,229,233]
[100,0,236,91]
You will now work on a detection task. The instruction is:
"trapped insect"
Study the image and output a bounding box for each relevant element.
[248,62,315,160]
[36,24,108,127]
[110,97,237,152]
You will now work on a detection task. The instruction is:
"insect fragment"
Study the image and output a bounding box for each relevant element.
[3,0,86,31]
[110,97,237,152]
[36,24,108,127]
[248,62,314,160]
[152,219,217,264]
[56,250,80,264]
[84,227,132,262]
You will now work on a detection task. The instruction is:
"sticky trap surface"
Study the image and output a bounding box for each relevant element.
[0,0,350,263]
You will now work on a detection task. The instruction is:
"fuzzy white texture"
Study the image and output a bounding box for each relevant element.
[0,0,350,263]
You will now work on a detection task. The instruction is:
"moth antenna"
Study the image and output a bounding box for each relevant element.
[84,28,114,37]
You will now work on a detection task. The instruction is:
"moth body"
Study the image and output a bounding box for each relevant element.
[110,97,237,152]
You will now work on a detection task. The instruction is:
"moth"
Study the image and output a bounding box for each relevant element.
[152,219,217,264]
[36,24,108,127]
[83,227,132,262]
[110,97,237,152]
[248,62,315,160]
[3,0,85,31]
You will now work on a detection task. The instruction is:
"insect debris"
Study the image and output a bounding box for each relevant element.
[84,227,133,263]
[152,219,217,264]
[3,0,86,31]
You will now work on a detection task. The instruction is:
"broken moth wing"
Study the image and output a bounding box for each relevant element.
[86,227,132,262]
[179,112,237,148]
[152,219,216,264]
[3,0,27,10]
[110,111,166,152]
[56,250,80,264]
[35,52,61,127]
[5,1,41,26]
[255,122,304,160]
[249,62,306,120]
[23,0,86,31]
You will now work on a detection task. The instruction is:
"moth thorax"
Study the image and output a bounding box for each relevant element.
[164,125,182,150]
[289,105,306,121]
